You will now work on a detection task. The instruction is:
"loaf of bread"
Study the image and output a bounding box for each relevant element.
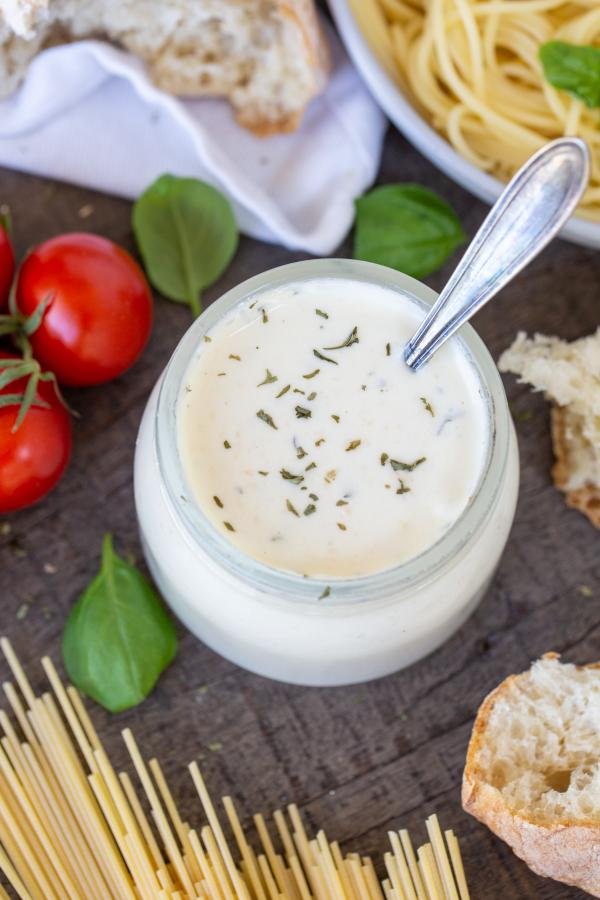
[0,0,330,134]
[499,329,600,526]
[463,654,600,896]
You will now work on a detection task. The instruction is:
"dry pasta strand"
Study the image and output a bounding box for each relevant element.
[0,639,473,899]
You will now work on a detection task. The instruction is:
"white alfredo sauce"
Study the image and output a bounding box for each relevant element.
[178,277,489,579]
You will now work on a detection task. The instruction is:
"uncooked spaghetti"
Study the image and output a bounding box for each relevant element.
[0,637,471,899]
[352,0,600,221]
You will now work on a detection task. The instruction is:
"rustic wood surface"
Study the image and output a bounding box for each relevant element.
[0,126,599,900]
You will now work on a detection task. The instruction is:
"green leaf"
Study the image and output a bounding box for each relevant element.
[132,174,238,317]
[353,184,466,279]
[62,534,177,713]
[540,41,600,108]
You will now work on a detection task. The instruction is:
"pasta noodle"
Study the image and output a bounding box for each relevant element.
[352,0,600,221]
[0,638,472,899]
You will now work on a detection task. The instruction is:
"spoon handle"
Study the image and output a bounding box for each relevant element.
[404,137,590,371]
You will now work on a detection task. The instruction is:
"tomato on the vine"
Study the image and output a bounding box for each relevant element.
[0,221,15,311]
[16,233,153,386]
[0,353,72,513]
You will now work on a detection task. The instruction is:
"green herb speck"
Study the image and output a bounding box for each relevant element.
[257,409,278,429]
[258,470,269,476]
[305,462,317,471]
[337,522,347,531]
[386,342,391,356]
[258,369,278,386]
[307,392,317,401]
[336,499,348,507]
[224,440,231,449]
[313,349,338,365]
[303,504,317,516]
[324,326,359,350]
[229,354,241,361]
[315,309,329,319]
[390,456,426,472]
[331,414,340,423]
[261,308,268,324]
[213,496,224,508]
[296,446,307,459]
[345,439,361,452]
[396,480,411,495]
[295,405,312,419]
[421,397,435,416]
[315,438,325,447]
[203,335,212,343]
[303,369,320,380]
[223,521,235,532]
[276,384,291,398]
[319,586,331,600]
[309,493,319,501]
[280,469,304,485]
[286,499,300,517]
[380,452,389,466]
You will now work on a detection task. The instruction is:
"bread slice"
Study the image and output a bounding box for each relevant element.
[0,0,330,134]
[462,655,600,895]
[499,329,600,526]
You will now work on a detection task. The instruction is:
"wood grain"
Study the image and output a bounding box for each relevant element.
[1,126,599,899]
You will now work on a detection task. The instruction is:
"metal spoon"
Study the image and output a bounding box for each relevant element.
[404,137,590,371]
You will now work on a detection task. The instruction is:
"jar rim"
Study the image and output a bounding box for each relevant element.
[155,259,510,606]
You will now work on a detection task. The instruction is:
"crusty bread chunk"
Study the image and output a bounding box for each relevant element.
[499,329,600,526]
[0,0,330,134]
[463,655,600,896]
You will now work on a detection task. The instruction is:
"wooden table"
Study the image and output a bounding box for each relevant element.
[1,126,598,899]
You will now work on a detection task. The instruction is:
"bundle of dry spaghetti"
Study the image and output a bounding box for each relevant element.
[353,0,600,221]
[0,638,470,900]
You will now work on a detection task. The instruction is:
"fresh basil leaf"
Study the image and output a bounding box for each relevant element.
[132,174,238,317]
[62,534,177,713]
[540,41,600,109]
[353,184,465,279]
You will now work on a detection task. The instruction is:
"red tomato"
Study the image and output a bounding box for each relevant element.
[0,354,72,513]
[0,222,15,311]
[16,233,153,386]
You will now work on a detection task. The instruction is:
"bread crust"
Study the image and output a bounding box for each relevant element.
[462,656,600,896]
[551,404,600,529]
[0,0,331,135]
[150,0,330,135]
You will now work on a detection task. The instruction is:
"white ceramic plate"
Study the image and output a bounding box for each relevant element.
[328,0,600,250]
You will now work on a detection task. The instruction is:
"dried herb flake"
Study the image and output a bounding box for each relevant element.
[390,456,426,472]
[324,326,359,350]
[313,349,338,365]
[256,409,278,429]
[286,499,300,517]
[421,397,435,417]
[280,469,304,485]
[258,369,278,387]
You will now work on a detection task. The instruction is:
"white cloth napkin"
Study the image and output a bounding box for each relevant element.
[0,25,386,254]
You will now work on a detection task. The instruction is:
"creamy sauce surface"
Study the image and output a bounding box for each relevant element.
[178,278,489,578]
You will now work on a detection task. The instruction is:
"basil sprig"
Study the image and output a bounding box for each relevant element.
[353,184,465,279]
[63,534,177,712]
[132,174,238,317]
[540,41,600,109]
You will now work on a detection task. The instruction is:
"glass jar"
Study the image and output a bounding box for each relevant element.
[134,259,519,685]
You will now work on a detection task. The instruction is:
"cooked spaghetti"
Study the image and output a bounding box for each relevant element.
[353,0,600,221]
[0,637,471,899]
